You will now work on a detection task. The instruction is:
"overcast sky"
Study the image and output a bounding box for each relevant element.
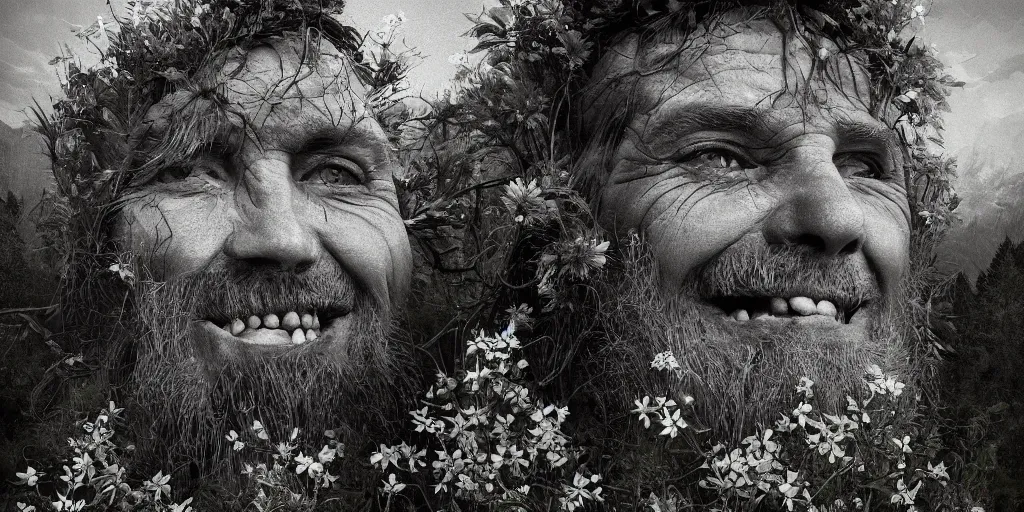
[0,0,489,127]
[1,0,1022,253]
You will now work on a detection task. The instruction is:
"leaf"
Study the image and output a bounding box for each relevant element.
[987,402,1009,415]
[903,36,916,54]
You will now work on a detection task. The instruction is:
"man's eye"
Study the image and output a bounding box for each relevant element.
[303,159,364,186]
[155,161,225,183]
[835,153,886,180]
[157,167,190,183]
[682,150,758,171]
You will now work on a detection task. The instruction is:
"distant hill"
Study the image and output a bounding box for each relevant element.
[0,120,52,242]
[938,111,1024,284]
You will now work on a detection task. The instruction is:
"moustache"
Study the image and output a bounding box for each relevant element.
[687,240,880,314]
[155,258,361,325]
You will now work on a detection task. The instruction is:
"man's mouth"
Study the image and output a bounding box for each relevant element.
[201,307,349,347]
[707,295,866,325]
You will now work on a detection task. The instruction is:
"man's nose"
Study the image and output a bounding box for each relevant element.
[223,156,319,271]
[763,155,865,256]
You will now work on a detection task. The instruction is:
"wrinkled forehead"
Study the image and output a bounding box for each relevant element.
[213,39,367,105]
[588,15,875,122]
[138,38,379,151]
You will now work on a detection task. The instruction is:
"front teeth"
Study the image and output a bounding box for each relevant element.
[224,311,323,344]
[731,309,750,321]
[730,297,843,323]
[788,297,817,316]
[263,313,280,329]
[770,297,789,315]
[282,312,301,330]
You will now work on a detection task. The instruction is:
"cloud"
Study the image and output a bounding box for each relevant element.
[985,52,1024,82]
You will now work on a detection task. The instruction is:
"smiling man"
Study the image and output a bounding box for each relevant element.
[570,5,914,428]
[120,35,412,458]
[33,0,414,485]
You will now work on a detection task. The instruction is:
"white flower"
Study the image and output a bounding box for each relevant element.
[382,473,406,494]
[650,351,680,371]
[893,435,912,453]
[658,408,687,438]
[632,396,658,429]
[448,52,470,67]
[252,420,269,440]
[927,460,950,485]
[796,376,815,397]
[15,466,41,486]
[891,478,922,505]
[295,453,323,477]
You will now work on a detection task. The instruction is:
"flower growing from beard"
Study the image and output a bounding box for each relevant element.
[15,466,42,486]
[650,350,680,371]
[796,377,815,398]
[369,325,599,508]
[536,237,610,293]
[865,364,906,399]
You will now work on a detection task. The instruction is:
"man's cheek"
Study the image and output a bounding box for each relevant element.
[617,181,768,290]
[849,186,911,295]
[317,201,411,306]
[118,197,234,278]
[861,213,910,296]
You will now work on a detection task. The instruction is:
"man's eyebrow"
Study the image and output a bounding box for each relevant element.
[835,118,898,149]
[290,124,385,154]
[642,104,773,143]
[643,104,899,152]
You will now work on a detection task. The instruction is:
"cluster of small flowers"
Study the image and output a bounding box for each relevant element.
[373,323,603,510]
[631,395,694,439]
[650,350,681,371]
[865,364,907,398]
[14,402,193,512]
[226,421,346,508]
[700,368,953,511]
[635,352,965,511]
[377,11,406,40]
[632,350,693,439]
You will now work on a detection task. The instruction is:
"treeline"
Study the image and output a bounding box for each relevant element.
[945,236,1024,510]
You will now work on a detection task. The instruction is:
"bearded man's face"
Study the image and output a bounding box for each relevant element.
[579,16,912,429]
[113,38,413,460]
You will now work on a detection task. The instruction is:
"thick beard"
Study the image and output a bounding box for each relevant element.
[578,241,916,444]
[115,262,414,487]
